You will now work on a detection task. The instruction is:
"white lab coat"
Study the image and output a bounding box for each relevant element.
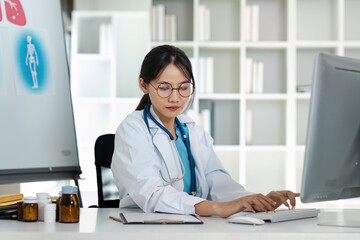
[111,106,252,215]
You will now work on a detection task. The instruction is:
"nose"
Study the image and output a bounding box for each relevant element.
[168,89,180,102]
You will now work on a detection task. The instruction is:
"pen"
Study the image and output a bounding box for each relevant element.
[109,216,122,223]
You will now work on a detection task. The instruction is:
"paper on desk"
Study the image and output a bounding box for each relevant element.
[120,212,203,224]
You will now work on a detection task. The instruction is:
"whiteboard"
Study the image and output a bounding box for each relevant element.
[0,0,80,183]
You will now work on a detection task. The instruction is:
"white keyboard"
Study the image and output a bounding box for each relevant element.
[231,209,320,223]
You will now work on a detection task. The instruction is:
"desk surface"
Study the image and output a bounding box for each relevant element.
[0,208,359,240]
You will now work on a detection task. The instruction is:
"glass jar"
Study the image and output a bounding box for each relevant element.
[55,191,61,221]
[17,201,23,221]
[23,197,38,222]
[59,186,79,223]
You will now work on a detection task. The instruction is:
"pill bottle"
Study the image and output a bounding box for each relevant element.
[59,186,79,223]
[56,191,62,221]
[44,203,56,223]
[23,197,38,222]
[17,201,23,221]
[36,192,50,221]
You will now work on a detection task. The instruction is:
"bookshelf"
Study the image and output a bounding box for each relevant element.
[70,10,149,204]
[150,0,360,203]
[71,0,360,208]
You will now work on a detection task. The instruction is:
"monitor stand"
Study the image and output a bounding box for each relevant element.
[318,209,360,228]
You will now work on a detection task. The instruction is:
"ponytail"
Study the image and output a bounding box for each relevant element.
[136,94,151,111]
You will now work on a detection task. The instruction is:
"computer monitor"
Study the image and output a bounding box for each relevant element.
[301,53,360,227]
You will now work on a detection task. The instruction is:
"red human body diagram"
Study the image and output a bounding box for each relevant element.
[1,0,27,26]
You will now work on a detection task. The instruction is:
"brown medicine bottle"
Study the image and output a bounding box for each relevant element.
[59,186,79,223]
[23,197,38,222]
[17,201,23,221]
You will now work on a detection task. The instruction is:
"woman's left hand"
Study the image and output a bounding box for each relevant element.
[266,191,300,209]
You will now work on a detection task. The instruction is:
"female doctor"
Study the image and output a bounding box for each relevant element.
[111,45,299,218]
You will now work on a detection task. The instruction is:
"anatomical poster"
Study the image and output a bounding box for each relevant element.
[9,28,54,96]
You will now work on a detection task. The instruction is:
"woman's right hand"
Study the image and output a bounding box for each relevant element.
[195,194,277,218]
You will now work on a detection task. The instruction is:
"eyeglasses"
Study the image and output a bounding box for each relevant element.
[149,82,194,98]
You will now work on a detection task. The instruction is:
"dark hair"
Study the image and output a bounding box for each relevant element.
[136,45,196,111]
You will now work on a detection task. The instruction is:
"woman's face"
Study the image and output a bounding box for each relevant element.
[140,63,191,124]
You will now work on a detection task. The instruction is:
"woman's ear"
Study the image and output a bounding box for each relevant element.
[139,78,148,94]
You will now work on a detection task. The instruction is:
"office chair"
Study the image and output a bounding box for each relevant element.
[94,134,120,208]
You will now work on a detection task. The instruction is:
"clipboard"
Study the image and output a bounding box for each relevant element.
[119,212,203,224]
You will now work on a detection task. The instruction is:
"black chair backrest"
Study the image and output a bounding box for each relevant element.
[94,134,120,208]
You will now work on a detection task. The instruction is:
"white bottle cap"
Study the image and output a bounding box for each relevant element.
[36,192,50,199]
[24,196,38,203]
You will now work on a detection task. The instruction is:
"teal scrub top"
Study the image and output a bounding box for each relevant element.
[175,124,191,194]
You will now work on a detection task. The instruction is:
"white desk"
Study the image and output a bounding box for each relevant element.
[0,208,359,240]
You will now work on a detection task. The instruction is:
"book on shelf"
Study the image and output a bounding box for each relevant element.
[0,208,17,219]
[198,57,214,94]
[0,200,19,210]
[151,5,157,41]
[245,58,253,93]
[0,193,23,204]
[157,4,165,41]
[209,101,215,139]
[201,109,211,136]
[246,58,264,93]
[189,57,197,83]
[164,14,177,42]
[245,5,260,41]
[0,193,23,219]
[198,102,214,138]
[246,109,253,145]
[152,5,177,41]
[198,5,211,41]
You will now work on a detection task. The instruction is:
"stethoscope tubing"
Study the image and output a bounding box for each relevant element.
[143,105,197,196]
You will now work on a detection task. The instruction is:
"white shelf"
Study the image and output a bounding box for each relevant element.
[197,93,241,100]
[244,146,287,151]
[198,42,242,49]
[149,0,360,198]
[295,93,311,99]
[245,94,287,100]
[245,41,288,49]
[296,41,340,48]
[343,42,360,48]
[151,41,195,48]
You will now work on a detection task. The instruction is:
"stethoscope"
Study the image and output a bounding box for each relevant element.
[143,105,197,196]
